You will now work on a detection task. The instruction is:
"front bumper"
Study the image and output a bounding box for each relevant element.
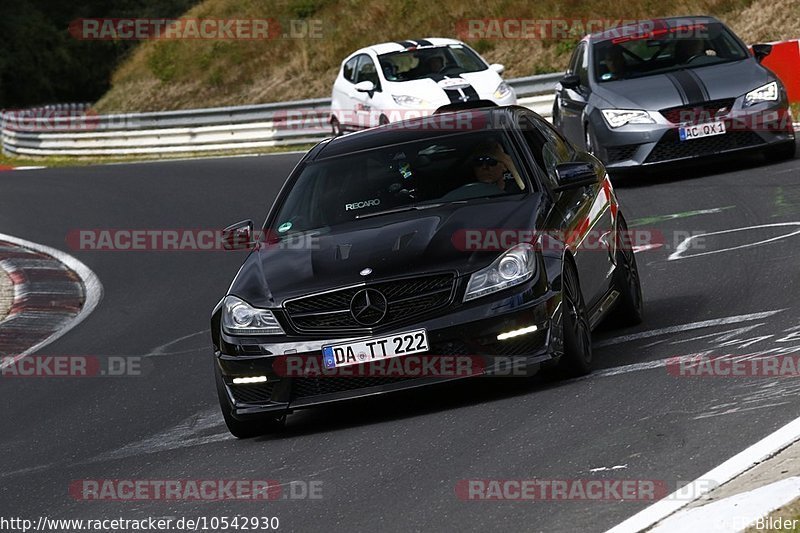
[590,100,795,169]
[215,282,559,420]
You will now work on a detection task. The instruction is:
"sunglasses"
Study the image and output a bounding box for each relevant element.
[473,156,499,167]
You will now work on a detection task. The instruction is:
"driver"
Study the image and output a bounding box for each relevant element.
[469,140,525,192]
[604,45,626,79]
[425,55,445,74]
[675,38,706,63]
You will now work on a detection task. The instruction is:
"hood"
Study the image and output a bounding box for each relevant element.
[385,68,503,108]
[229,194,542,307]
[592,59,773,110]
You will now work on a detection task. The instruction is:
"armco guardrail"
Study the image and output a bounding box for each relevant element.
[0,73,562,157]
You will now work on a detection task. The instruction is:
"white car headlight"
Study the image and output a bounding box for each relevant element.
[493,81,512,99]
[601,109,655,128]
[744,81,779,106]
[392,94,424,106]
[464,243,536,302]
[222,296,284,336]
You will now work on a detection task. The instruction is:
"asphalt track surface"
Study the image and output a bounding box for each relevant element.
[1,143,799,533]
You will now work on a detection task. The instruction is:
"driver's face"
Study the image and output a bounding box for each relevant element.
[473,156,505,189]
[606,52,624,74]
[428,57,443,71]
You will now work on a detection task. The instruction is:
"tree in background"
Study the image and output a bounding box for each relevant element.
[0,0,197,108]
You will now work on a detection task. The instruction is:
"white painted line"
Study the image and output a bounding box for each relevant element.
[649,476,800,532]
[0,233,103,367]
[589,464,628,473]
[606,419,800,533]
[13,166,47,171]
[669,223,800,261]
[594,309,784,348]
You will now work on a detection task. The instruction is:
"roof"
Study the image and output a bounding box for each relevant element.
[588,15,722,43]
[351,37,465,57]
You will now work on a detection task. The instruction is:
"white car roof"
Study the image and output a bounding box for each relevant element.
[354,38,466,57]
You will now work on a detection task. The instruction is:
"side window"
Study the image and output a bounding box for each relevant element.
[342,56,359,83]
[355,55,381,90]
[520,117,558,190]
[567,44,583,75]
[576,44,589,87]
[523,116,576,187]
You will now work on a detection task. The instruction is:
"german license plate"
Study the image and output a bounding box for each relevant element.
[679,121,726,141]
[322,329,429,369]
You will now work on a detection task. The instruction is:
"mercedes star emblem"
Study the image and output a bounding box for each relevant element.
[349,288,388,326]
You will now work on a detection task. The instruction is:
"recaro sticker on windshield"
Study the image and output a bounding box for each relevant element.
[277,221,293,232]
[345,198,381,211]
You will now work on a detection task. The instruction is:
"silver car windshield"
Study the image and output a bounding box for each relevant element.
[593,22,749,82]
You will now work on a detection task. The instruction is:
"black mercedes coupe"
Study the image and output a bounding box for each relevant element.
[211,106,643,437]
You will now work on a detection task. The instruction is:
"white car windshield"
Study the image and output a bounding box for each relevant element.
[378,45,487,82]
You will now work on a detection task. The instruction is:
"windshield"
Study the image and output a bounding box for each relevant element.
[378,45,488,82]
[271,132,528,235]
[593,22,749,82]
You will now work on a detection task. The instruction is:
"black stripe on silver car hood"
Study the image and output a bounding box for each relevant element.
[666,69,709,105]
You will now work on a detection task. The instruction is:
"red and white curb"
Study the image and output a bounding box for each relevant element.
[0,233,102,365]
[0,165,46,172]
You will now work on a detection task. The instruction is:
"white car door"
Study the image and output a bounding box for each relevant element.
[332,55,360,129]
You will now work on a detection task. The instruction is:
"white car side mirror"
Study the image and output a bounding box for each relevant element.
[354,81,376,93]
[489,63,505,75]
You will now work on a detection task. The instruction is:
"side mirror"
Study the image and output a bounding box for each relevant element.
[489,63,505,75]
[354,80,376,93]
[560,74,581,90]
[752,43,772,63]
[222,219,255,250]
[553,161,598,191]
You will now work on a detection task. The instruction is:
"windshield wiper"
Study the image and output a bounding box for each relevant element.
[355,203,452,220]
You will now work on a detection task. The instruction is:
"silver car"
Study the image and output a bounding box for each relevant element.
[553,16,796,170]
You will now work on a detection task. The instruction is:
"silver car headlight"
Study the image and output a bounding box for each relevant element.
[601,109,655,128]
[222,296,284,336]
[392,94,425,106]
[464,243,536,302]
[744,81,779,106]
[493,81,512,99]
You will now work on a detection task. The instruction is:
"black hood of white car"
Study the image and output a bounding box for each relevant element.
[591,58,773,111]
[228,194,543,308]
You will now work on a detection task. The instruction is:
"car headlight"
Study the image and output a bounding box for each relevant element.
[601,109,655,128]
[493,81,512,99]
[392,94,424,106]
[464,243,536,302]
[744,81,779,106]
[222,296,284,336]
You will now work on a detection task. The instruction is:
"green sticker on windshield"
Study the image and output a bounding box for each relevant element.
[278,222,292,233]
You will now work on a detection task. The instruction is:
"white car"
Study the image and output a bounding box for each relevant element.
[330,38,516,134]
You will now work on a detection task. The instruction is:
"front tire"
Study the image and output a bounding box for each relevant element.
[554,260,593,377]
[610,215,643,327]
[214,363,285,439]
[330,117,342,137]
[584,122,597,156]
[766,141,796,162]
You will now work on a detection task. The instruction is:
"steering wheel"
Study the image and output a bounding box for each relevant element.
[440,181,501,202]
[684,54,705,64]
[438,65,463,75]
